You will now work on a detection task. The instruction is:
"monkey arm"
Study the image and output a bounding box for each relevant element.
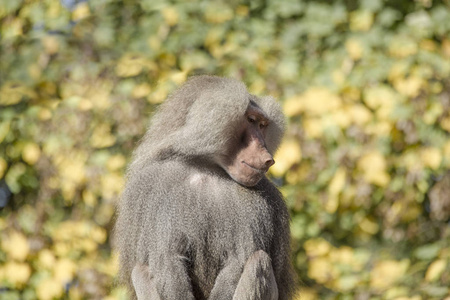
[232,250,278,300]
[134,255,195,300]
[144,223,195,300]
[131,264,160,300]
[208,251,278,300]
[120,162,196,300]
[207,257,242,300]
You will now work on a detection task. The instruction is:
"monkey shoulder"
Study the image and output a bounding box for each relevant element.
[126,160,190,190]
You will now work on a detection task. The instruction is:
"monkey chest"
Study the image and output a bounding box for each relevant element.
[186,198,275,253]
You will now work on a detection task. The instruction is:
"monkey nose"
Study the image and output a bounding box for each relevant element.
[265,158,275,168]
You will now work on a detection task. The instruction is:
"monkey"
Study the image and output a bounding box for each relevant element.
[114,75,295,300]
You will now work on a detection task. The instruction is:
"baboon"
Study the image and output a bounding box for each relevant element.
[114,76,295,300]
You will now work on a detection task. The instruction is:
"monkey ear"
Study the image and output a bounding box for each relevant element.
[253,96,286,154]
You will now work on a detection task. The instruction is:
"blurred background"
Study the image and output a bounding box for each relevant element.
[1,0,449,299]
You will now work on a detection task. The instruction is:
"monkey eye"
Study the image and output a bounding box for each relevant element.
[259,122,268,129]
[247,116,256,123]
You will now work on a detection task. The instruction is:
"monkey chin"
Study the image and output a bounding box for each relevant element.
[226,162,267,187]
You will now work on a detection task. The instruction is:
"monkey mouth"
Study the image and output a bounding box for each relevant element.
[242,161,267,174]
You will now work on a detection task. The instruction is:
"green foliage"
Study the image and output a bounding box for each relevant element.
[1,0,449,299]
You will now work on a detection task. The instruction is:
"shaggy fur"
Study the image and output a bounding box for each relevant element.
[114,76,295,300]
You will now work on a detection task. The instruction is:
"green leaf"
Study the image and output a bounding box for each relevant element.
[414,243,441,260]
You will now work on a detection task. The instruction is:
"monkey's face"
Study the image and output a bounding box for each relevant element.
[217,103,275,187]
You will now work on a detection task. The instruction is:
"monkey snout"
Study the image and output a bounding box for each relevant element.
[260,151,274,169]
[265,158,275,168]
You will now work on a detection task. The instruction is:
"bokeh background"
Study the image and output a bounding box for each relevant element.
[1,0,449,299]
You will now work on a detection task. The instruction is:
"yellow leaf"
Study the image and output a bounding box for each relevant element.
[443,39,450,57]
[248,79,265,95]
[90,123,116,148]
[347,104,372,125]
[132,83,152,99]
[68,286,82,300]
[87,82,113,110]
[332,70,345,86]
[350,10,373,31]
[0,158,7,178]
[170,71,188,85]
[72,2,90,21]
[440,116,450,132]
[303,117,323,138]
[388,61,409,82]
[421,147,442,170]
[444,141,450,167]
[270,140,302,177]
[148,83,169,104]
[22,142,41,165]
[423,102,443,124]
[329,246,354,265]
[325,194,339,214]
[0,121,10,143]
[54,258,77,284]
[364,85,398,112]
[421,39,437,52]
[384,287,410,299]
[370,259,410,290]
[345,38,363,60]
[91,226,107,244]
[204,3,234,23]
[231,4,247,16]
[100,251,120,277]
[101,172,124,199]
[301,87,342,116]
[29,63,42,79]
[2,18,23,39]
[78,98,93,111]
[36,278,64,300]
[2,231,29,261]
[365,121,392,137]
[293,288,317,300]
[359,217,379,235]
[283,95,303,117]
[42,35,59,54]
[331,109,351,129]
[162,6,179,26]
[148,35,162,51]
[304,238,332,257]
[394,76,423,98]
[326,168,346,213]
[38,107,52,120]
[80,238,97,253]
[425,259,447,282]
[389,36,418,58]
[38,249,56,269]
[358,151,390,186]
[61,181,76,203]
[333,275,359,291]
[82,189,97,207]
[3,262,31,287]
[115,54,146,77]
[308,257,336,283]
[53,241,70,257]
[204,27,224,48]
[56,153,87,185]
[0,81,34,105]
